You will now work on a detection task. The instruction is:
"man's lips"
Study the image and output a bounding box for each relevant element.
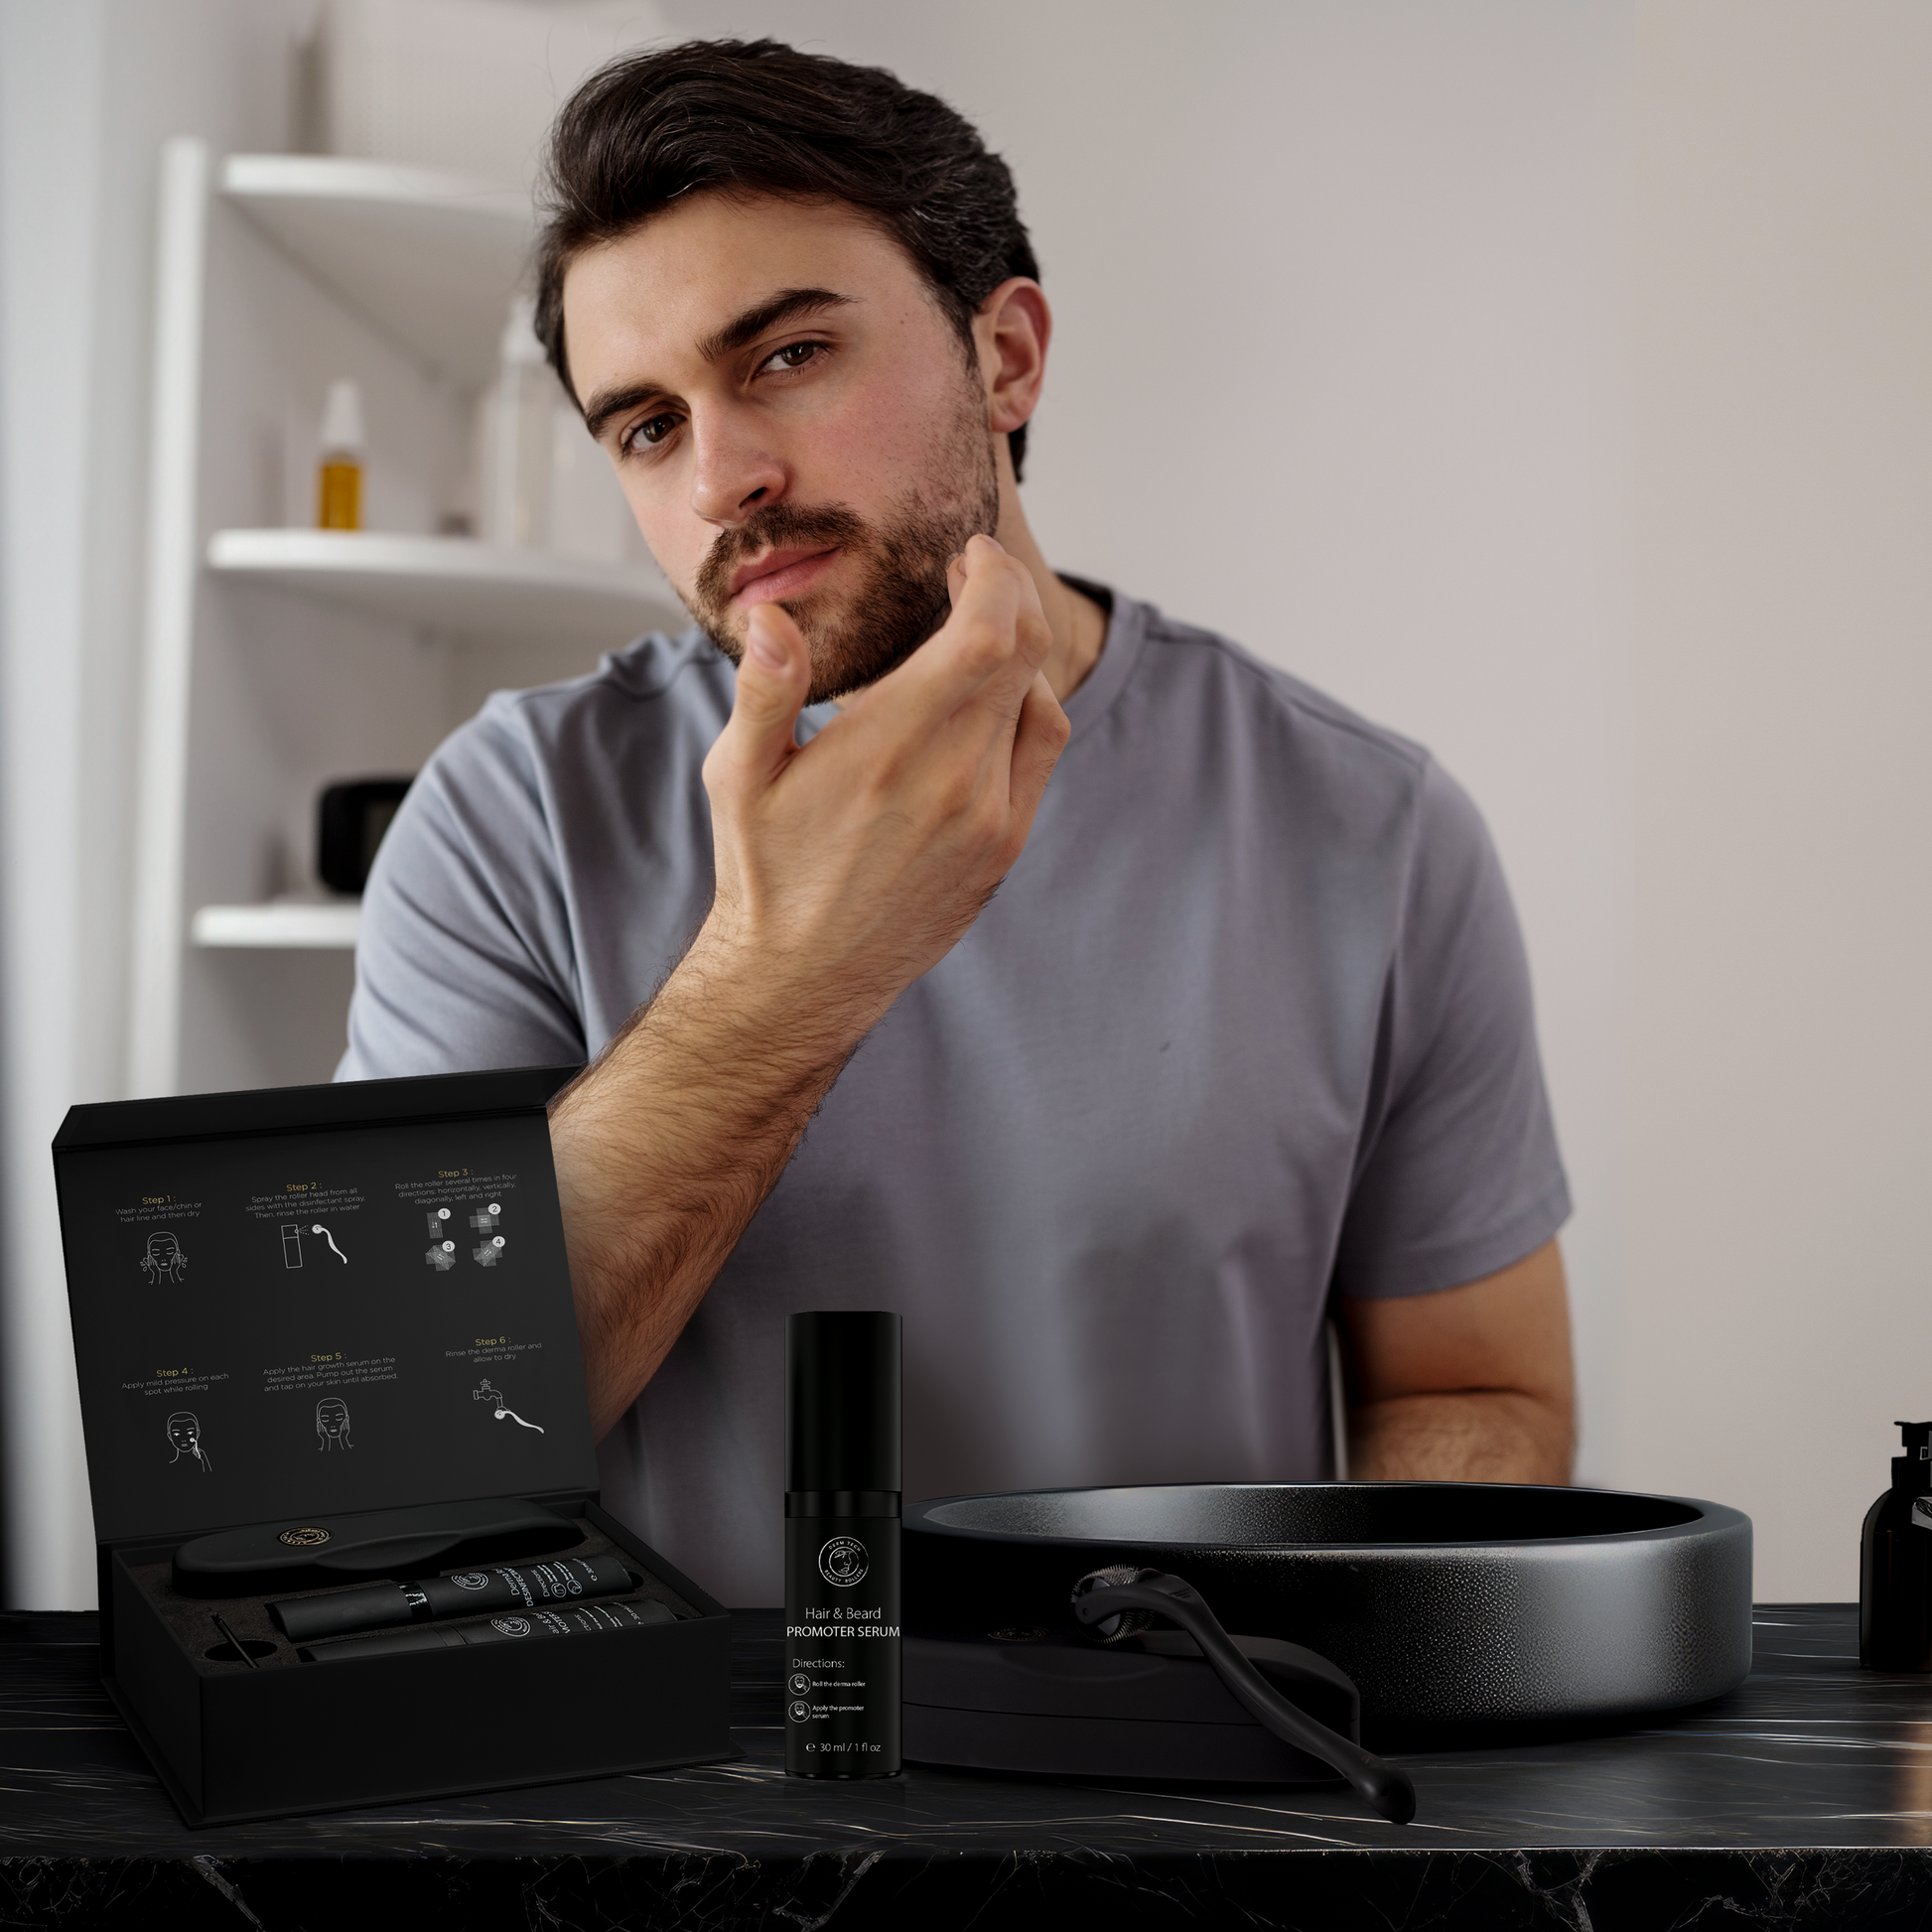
[728,546,839,605]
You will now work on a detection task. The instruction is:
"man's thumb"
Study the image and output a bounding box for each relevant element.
[723,602,810,774]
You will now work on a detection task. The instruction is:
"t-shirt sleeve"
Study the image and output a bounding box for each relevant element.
[1330,758,1571,1299]
[337,698,587,1081]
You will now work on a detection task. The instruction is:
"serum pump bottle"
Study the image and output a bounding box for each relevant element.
[1862,1419,1932,1670]
[784,1311,901,1777]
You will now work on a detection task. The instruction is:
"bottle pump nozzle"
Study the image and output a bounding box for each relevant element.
[1890,1421,1932,1491]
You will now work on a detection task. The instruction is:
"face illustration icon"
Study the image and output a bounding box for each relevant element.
[140,1232,187,1285]
[166,1410,210,1471]
[315,1396,352,1451]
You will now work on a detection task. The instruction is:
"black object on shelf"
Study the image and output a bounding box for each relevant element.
[904,1482,1753,1738]
[1861,1420,1932,1670]
[317,776,411,894]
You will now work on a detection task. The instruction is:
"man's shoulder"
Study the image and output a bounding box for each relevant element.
[1119,595,1434,785]
[429,622,730,786]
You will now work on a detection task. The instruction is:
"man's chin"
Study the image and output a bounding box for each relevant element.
[801,642,916,707]
[697,595,939,707]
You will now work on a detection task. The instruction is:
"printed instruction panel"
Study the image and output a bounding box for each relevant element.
[59,1113,597,1541]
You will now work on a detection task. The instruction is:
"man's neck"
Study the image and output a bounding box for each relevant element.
[993,498,1107,703]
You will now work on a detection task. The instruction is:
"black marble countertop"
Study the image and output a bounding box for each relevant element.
[6,1604,1932,1927]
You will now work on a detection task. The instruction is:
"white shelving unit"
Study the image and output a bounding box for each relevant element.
[129,145,681,1096]
[190,900,362,949]
[220,155,530,385]
[207,529,674,646]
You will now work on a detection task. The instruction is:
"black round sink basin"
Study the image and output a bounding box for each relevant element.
[904,1482,1752,1724]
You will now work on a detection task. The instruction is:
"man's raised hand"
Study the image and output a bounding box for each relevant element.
[698,533,1070,1041]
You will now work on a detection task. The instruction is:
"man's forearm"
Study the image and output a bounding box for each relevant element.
[548,543,1065,1442]
[549,931,863,1438]
[1346,1389,1573,1483]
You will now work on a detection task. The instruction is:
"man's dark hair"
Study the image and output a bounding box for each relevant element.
[535,39,1040,480]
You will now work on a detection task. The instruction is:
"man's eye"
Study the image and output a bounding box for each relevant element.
[762,341,822,372]
[627,412,681,450]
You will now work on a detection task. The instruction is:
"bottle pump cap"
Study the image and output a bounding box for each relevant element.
[319,378,365,459]
[1890,1419,1932,1490]
[785,1311,900,1496]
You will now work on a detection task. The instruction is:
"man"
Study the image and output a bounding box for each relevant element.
[341,40,1575,1606]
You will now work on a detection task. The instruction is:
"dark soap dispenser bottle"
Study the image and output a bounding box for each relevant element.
[1861,1420,1932,1670]
[783,1311,901,1777]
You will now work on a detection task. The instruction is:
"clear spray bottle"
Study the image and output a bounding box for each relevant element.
[483,294,552,548]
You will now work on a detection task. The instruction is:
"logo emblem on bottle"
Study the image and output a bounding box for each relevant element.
[787,1699,812,1724]
[278,1526,330,1547]
[490,1616,532,1637]
[451,1572,489,1589]
[818,1536,869,1587]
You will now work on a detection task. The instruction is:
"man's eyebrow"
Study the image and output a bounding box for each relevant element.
[582,380,668,445]
[695,287,855,364]
[581,288,856,443]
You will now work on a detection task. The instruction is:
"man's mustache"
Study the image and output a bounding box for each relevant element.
[694,502,870,616]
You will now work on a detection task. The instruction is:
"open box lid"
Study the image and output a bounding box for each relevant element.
[53,1066,598,1548]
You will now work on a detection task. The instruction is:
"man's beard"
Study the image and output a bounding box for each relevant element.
[686,388,1002,706]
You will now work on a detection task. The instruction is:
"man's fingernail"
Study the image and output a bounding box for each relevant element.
[981,534,1006,553]
[747,611,785,669]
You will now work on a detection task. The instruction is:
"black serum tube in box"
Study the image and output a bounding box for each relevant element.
[302,1596,674,1662]
[784,1311,901,1778]
[268,1554,636,1644]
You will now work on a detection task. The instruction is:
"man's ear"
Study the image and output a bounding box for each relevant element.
[973,278,1050,437]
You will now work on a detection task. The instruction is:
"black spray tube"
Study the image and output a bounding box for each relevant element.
[783,1310,901,1778]
[301,1595,675,1662]
[270,1554,636,1643]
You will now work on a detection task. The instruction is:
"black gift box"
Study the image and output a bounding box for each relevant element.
[53,1066,732,1826]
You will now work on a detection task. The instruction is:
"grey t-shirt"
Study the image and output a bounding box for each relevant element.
[340,588,1569,1605]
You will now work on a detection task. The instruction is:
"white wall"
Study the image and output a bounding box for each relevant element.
[1623,3,1932,1599]
[0,0,317,1609]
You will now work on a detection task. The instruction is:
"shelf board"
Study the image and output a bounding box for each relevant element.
[192,901,361,949]
[219,154,532,385]
[207,529,684,646]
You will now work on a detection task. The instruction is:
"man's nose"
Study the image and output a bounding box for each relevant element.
[687,413,786,526]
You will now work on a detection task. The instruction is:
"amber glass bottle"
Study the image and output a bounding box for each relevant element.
[315,378,365,531]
